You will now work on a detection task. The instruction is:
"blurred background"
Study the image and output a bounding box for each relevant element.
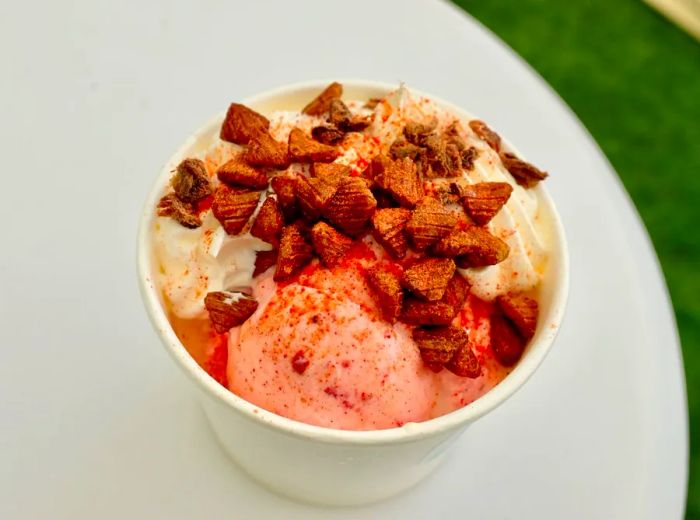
[454,0,699,516]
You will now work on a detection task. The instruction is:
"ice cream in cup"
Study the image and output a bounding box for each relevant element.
[137,80,569,505]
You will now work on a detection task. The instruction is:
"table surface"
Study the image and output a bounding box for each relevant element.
[0,0,688,518]
[458,1,699,516]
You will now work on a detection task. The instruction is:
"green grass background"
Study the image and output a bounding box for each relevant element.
[453,0,700,516]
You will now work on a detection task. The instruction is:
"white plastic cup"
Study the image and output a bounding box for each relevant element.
[137,80,569,506]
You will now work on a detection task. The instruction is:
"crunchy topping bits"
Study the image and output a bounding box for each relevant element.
[433,228,510,267]
[295,176,337,221]
[270,175,298,222]
[402,258,456,301]
[311,221,353,268]
[302,81,343,115]
[311,125,345,145]
[253,249,278,277]
[413,326,468,371]
[310,162,351,186]
[454,181,513,226]
[204,291,259,333]
[274,223,314,281]
[369,154,391,179]
[399,298,456,326]
[157,193,201,228]
[288,127,339,163]
[371,207,411,259]
[498,293,539,340]
[405,197,458,250]
[366,265,404,322]
[404,119,438,145]
[250,197,284,247]
[328,99,370,132]
[171,158,212,203]
[460,146,478,170]
[364,97,381,109]
[291,350,310,374]
[243,132,290,169]
[490,314,525,366]
[500,152,548,188]
[217,157,268,189]
[422,133,462,178]
[220,103,269,145]
[376,157,424,208]
[442,273,470,311]
[211,185,261,235]
[469,119,501,152]
[322,176,377,236]
[446,340,481,378]
[389,138,424,161]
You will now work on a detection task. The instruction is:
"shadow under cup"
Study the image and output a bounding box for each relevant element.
[137,80,569,506]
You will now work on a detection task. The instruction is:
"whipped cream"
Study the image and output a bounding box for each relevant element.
[153,85,548,318]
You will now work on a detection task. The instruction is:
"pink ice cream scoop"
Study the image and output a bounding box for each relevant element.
[227,269,440,430]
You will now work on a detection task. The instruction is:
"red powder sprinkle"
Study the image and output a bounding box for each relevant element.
[196,194,214,215]
[205,332,229,387]
[324,386,339,398]
[291,350,310,374]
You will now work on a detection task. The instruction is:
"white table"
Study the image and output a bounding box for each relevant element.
[0,0,687,518]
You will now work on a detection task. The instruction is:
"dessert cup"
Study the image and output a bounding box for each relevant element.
[137,80,569,506]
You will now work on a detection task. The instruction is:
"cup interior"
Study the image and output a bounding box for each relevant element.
[137,79,570,445]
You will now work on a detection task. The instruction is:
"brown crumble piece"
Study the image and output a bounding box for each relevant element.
[270,175,299,222]
[365,266,404,322]
[490,314,526,366]
[403,119,438,145]
[446,339,481,378]
[500,152,548,188]
[157,193,201,228]
[405,197,458,250]
[389,138,424,161]
[322,177,377,236]
[460,146,478,170]
[302,82,343,115]
[432,228,510,267]
[364,98,381,110]
[413,326,468,371]
[274,223,314,281]
[295,176,338,221]
[469,120,501,152]
[328,99,370,132]
[211,184,261,235]
[243,132,290,169]
[311,125,345,145]
[310,162,351,187]
[497,293,539,340]
[371,207,411,259]
[399,298,456,326]
[171,158,212,203]
[288,128,339,163]
[253,249,278,277]
[311,222,353,268]
[220,103,270,145]
[216,157,268,189]
[454,181,513,226]
[442,273,470,312]
[369,154,392,178]
[204,291,259,333]
[421,133,462,178]
[402,258,456,301]
[375,157,424,208]
[250,197,284,247]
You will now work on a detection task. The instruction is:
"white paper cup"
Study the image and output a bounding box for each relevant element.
[137,80,569,506]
